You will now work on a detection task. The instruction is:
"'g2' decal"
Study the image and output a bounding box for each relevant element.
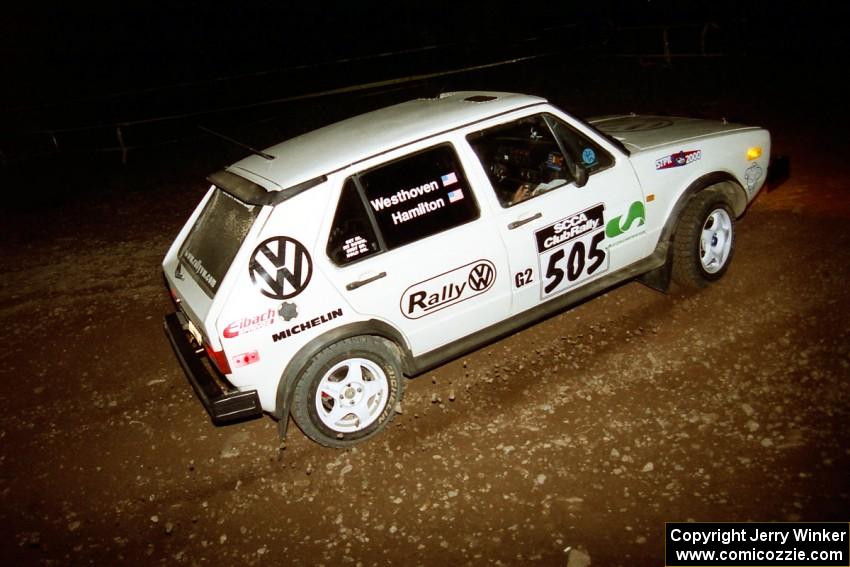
[514,268,533,288]
[249,236,313,300]
[535,204,608,299]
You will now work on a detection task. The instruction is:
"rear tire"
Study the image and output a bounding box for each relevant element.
[672,191,736,289]
[291,336,403,448]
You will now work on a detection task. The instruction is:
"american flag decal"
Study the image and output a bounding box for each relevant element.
[447,189,464,203]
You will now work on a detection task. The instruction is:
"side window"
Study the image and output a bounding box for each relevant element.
[327,179,381,266]
[467,114,572,208]
[545,113,614,175]
[467,113,614,208]
[359,144,479,250]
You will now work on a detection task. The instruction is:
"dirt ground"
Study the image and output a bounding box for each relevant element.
[1,57,849,566]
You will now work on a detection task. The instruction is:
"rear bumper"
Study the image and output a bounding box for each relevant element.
[164,312,263,424]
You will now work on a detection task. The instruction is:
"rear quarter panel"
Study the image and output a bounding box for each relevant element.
[213,183,354,412]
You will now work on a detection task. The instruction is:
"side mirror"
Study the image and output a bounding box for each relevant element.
[573,163,589,188]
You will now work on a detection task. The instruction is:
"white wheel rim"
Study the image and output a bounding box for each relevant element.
[315,358,389,433]
[699,208,732,274]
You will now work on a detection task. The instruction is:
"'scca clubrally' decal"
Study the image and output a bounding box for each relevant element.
[536,204,609,299]
[401,260,496,319]
[249,236,313,300]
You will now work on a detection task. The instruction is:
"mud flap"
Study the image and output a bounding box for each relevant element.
[276,407,293,447]
[637,250,672,293]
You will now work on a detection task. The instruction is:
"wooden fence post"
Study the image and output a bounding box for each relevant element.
[116,126,128,165]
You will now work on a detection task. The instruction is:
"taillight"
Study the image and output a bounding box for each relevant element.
[163,276,180,305]
[204,344,232,374]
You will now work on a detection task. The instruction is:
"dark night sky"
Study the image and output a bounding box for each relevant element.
[1,1,847,175]
[4,1,843,107]
[4,2,569,103]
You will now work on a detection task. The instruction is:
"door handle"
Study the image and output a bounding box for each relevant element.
[346,271,387,291]
[508,212,542,230]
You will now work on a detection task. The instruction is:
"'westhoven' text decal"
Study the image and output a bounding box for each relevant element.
[370,172,461,226]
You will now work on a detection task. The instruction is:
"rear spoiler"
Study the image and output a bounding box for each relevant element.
[207,170,327,206]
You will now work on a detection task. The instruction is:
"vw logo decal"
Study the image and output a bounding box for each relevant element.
[249,236,313,300]
[468,262,495,291]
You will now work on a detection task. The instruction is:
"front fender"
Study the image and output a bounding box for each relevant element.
[659,171,746,246]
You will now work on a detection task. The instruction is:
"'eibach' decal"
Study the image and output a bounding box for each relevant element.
[655,149,702,170]
[535,204,608,300]
[223,308,276,339]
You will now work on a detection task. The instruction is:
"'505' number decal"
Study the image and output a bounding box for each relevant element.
[542,231,607,298]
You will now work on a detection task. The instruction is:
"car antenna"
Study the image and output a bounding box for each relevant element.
[198,126,275,160]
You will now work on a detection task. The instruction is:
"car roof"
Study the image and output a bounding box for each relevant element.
[228,91,547,192]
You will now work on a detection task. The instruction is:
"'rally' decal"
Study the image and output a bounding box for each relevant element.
[249,236,313,300]
[400,260,496,319]
[535,205,608,300]
[655,150,702,170]
[606,201,646,238]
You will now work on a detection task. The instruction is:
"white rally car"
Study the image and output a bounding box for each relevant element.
[163,91,771,448]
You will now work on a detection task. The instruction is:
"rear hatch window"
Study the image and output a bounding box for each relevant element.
[179,188,260,297]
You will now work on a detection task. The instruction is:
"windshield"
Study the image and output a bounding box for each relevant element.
[179,188,260,297]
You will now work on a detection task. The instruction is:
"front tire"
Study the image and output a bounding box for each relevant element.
[291,336,404,448]
[672,191,736,289]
